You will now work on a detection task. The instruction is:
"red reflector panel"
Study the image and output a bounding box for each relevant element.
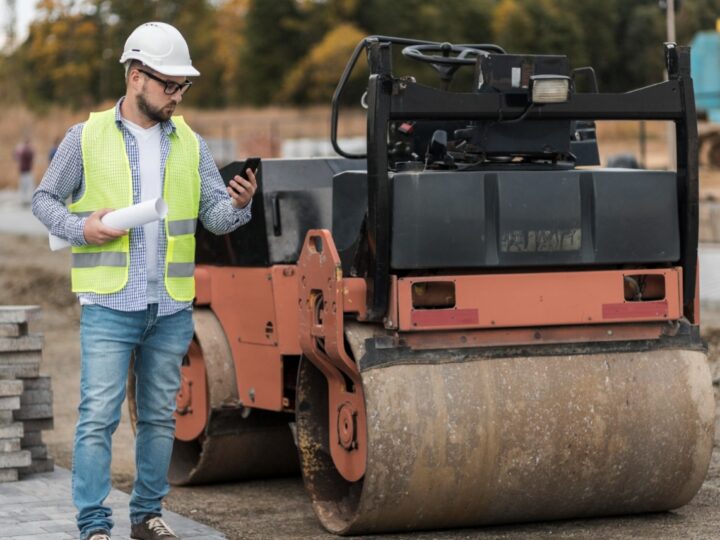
[602,301,668,319]
[411,308,479,327]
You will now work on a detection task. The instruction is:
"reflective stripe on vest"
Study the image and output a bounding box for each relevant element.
[167,218,197,236]
[72,252,127,268]
[69,107,200,300]
[167,262,196,278]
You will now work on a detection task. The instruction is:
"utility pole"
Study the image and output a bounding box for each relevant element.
[665,0,677,170]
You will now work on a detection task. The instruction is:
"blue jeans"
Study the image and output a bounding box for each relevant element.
[72,304,194,539]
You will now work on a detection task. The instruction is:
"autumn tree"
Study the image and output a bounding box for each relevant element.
[492,0,588,66]
[239,0,308,105]
[213,0,250,104]
[278,22,366,104]
[16,0,103,109]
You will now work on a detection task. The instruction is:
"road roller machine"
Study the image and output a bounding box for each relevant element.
[138,36,714,534]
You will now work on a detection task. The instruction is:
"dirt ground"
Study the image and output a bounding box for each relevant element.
[2,229,720,540]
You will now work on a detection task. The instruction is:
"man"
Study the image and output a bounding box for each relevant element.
[48,136,60,164]
[14,136,35,206]
[32,22,256,540]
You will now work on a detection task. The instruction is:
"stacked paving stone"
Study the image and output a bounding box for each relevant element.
[16,375,54,475]
[0,306,54,481]
[0,379,26,482]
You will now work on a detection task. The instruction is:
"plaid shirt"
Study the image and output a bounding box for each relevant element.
[32,98,250,316]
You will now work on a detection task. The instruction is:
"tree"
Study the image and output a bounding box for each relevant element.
[278,22,367,104]
[213,0,250,104]
[621,4,666,91]
[677,0,720,43]
[239,0,307,105]
[358,0,498,43]
[558,0,620,92]
[17,0,103,109]
[492,0,587,66]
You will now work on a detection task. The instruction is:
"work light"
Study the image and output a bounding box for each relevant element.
[530,75,571,103]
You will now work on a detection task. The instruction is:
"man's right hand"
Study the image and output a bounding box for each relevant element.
[83,209,128,245]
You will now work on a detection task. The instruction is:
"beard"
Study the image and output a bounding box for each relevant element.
[136,89,175,123]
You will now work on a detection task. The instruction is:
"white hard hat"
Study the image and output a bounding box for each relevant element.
[119,22,200,77]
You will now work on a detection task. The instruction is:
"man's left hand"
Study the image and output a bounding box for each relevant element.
[228,168,257,209]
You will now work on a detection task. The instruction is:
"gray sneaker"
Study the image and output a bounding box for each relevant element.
[130,515,179,540]
[87,531,111,540]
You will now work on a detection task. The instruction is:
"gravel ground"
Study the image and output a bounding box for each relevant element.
[2,231,720,540]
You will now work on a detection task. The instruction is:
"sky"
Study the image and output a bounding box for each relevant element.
[0,1,37,49]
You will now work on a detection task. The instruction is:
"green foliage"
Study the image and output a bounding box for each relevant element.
[278,22,366,104]
[18,0,104,109]
[212,0,249,105]
[622,4,667,91]
[239,0,308,105]
[358,0,498,43]
[677,0,720,43]
[2,0,720,109]
[493,0,588,68]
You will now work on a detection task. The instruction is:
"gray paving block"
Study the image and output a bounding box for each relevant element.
[25,445,47,459]
[0,306,41,324]
[19,418,53,432]
[19,389,52,406]
[0,352,42,365]
[0,323,28,337]
[0,365,40,379]
[20,431,41,447]
[0,323,27,338]
[0,424,23,439]
[0,451,31,469]
[0,468,18,483]
[10,533,74,539]
[0,523,48,536]
[0,397,20,411]
[0,467,226,538]
[0,381,23,398]
[9,511,51,523]
[13,404,52,421]
[18,458,55,479]
[0,335,43,353]
[27,518,75,531]
[0,411,14,423]
[21,377,51,391]
[18,457,54,476]
[0,438,20,453]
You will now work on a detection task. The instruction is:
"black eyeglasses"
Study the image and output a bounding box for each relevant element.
[137,69,192,95]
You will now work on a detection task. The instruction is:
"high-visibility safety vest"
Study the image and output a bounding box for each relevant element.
[68,108,201,301]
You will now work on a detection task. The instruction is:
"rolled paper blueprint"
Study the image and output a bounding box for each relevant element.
[48,198,169,251]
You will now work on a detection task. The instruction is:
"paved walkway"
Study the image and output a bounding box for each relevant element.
[0,190,46,237]
[0,467,226,540]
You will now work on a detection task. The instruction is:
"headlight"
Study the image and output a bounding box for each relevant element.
[530,75,571,103]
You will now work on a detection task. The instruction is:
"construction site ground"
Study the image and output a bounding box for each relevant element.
[3,136,720,538]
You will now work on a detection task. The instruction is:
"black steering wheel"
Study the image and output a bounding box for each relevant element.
[402,42,504,83]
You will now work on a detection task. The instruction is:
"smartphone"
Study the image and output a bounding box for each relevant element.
[238,157,261,180]
[219,157,262,190]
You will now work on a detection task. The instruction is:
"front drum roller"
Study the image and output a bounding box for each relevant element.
[128,308,299,485]
[296,334,715,535]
